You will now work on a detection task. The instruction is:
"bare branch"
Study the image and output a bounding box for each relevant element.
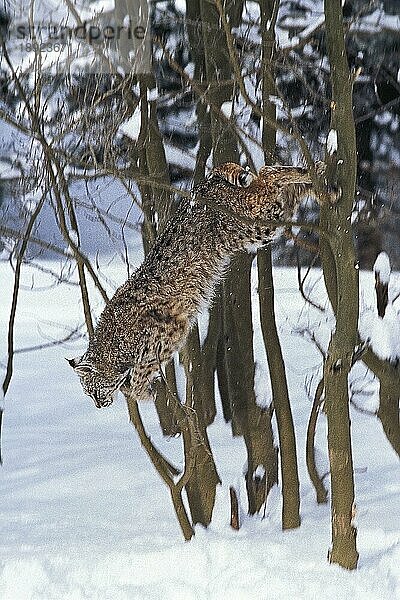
[306,377,328,504]
[2,190,47,397]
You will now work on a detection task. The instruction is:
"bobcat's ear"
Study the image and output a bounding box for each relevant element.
[66,356,97,375]
[66,356,83,369]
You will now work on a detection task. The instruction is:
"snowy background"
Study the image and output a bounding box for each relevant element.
[1,256,399,599]
[1,0,400,597]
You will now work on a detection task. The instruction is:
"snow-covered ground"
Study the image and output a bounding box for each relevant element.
[0,258,399,600]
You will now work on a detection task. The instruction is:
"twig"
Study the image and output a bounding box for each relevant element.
[213,0,317,176]
[156,38,259,173]
[14,327,85,355]
[230,486,240,530]
[296,254,325,312]
[1,186,47,463]
[306,378,328,504]
[2,191,47,398]
[294,326,326,359]
[355,96,400,125]
[284,227,320,256]
[349,397,376,416]
[1,34,108,336]
[0,226,77,258]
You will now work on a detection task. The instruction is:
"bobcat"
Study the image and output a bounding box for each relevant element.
[68,162,329,408]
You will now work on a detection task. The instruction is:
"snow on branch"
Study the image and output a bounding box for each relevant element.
[373,252,391,285]
[360,252,400,361]
[326,129,338,155]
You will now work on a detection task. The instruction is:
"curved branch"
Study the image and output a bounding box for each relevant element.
[125,396,194,541]
[306,378,328,504]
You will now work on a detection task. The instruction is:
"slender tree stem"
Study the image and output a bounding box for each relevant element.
[306,378,328,504]
[322,0,359,570]
[126,396,194,541]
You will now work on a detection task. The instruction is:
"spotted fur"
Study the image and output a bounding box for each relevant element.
[69,162,326,408]
[207,163,256,188]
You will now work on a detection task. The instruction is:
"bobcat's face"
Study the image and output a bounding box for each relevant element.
[67,355,130,408]
[205,163,256,188]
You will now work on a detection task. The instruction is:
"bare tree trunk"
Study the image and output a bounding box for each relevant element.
[258,249,300,527]
[181,5,219,426]
[321,0,359,570]
[377,380,400,458]
[363,350,400,458]
[199,0,274,515]
[221,253,276,514]
[143,70,221,525]
[370,259,400,456]
[146,0,224,527]
[180,329,221,526]
[135,76,180,435]
[257,0,299,527]
[154,360,180,437]
[126,396,194,541]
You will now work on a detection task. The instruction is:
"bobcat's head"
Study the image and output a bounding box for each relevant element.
[193,163,257,207]
[67,355,130,408]
[205,163,256,188]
